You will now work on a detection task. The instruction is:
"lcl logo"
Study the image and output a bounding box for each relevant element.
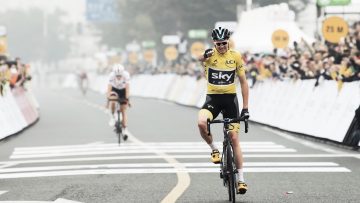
[226,60,235,65]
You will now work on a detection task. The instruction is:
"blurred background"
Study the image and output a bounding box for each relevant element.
[0,0,359,146]
[0,0,359,86]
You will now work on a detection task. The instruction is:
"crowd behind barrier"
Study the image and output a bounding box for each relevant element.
[111,21,360,93]
[0,55,32,95]
[0,54,39,140]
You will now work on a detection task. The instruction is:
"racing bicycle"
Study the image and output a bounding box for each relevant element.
[207,115,249,203]
[108,97,128,145]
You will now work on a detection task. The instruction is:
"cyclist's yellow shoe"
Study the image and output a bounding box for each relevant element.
[237,181,247,194]
[211,149,220,164]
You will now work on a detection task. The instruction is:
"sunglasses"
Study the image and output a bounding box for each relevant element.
[215,41,228,46]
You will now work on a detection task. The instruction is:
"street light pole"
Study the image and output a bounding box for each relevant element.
[246,0,252,11]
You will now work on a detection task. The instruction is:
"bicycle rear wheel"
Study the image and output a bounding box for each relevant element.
[226,144,236,203]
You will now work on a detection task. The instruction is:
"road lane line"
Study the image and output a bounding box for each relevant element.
[12,145,288,155]
[10,148,297,159]
[0,167,351,179]
[0,191,8,196]
[13,141,276,151]
[0,162,340,173]
[0,163,18,169]
[1,153,359,166]
[125,132,190,203]
[11,148,296,158]
[13,144,287,154]
[51,95,190,203]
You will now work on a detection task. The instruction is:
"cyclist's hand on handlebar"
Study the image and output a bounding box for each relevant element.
[241,108,250,119]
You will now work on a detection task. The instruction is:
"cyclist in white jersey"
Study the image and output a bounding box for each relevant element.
[107,64,131,135]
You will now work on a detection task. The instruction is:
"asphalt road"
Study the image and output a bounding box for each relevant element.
[0,88,359,203]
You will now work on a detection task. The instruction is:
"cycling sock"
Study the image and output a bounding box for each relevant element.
[209,142,217,151]
[237,169,244,182]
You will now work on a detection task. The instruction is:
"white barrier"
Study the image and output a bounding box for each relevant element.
[249,80,360,142]
[130,74,359,143]
[0,85,39,140]
[64,73,359,144]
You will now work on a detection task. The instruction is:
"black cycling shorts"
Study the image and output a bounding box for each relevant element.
[111,87,127,104]
[201,94,240,120]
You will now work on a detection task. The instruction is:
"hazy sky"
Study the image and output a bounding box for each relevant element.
[0,0,86,23]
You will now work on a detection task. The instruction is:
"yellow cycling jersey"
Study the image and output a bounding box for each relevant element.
[203,48,246,94]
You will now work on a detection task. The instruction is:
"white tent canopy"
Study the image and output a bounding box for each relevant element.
[232,3,315,53]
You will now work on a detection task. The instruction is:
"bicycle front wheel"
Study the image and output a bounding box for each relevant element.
[116,111,122,145]
[226,144,236,203]
[116,121,122,145]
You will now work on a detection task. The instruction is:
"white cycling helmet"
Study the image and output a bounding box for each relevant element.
[112,64,125,76]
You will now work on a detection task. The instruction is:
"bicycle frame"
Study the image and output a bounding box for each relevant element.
[207,116,249,203]
[109,98,128,145]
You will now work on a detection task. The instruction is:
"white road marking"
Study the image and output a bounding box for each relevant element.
[12,145,288,154]
[53,198,82,203]
[187,167,351,173]
[0,201,50,203]
[0,163,18,169]
[13,141,276,151]
[0,162,340,173]
[125,133,190,203]
[0,167,351,179]
[55,95,190,203]
[10,148,297,159]
[10,142,296,160]
[1,153,359,166]
[0,191,8,196]
[0,198,81,203]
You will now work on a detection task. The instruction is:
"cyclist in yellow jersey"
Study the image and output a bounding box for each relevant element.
[198,27,250,195]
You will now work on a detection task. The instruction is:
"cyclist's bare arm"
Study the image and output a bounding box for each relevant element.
[238,74,249,109]
[125,83,130,99]
[125,83,131,107]
[107,84,113,98]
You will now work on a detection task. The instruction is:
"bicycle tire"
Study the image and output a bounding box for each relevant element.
[222,147,231,200]
[226,144,236,203]
[117,111,122,145]
[116,122,122,145]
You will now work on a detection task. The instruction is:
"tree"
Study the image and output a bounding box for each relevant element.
[93,0,310,48]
